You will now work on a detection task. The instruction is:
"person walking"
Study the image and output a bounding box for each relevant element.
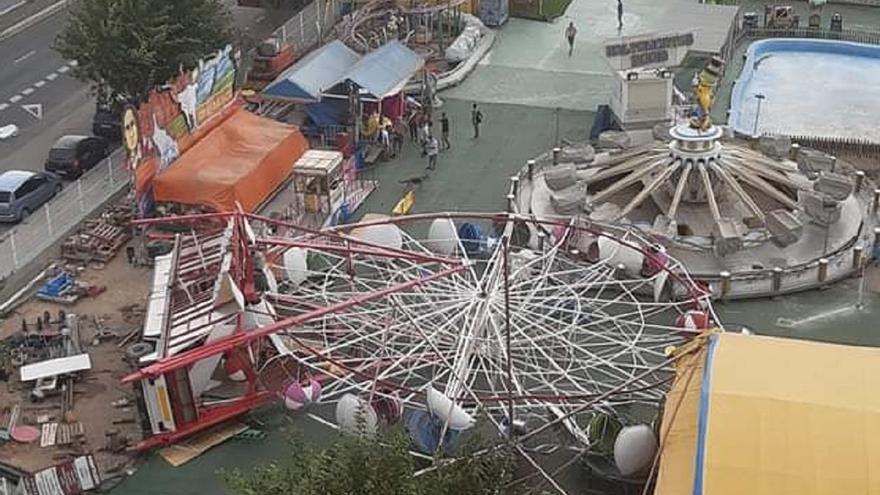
[565,22,577,56]
[408,110,420,141]
[440,112,451,150]
[617,0,624,30]
[425,134,439,170]
[471,103,483,139]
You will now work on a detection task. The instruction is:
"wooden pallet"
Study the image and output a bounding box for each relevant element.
[56,422,84,446]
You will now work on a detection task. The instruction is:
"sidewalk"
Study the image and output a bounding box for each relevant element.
[353,98,591,217]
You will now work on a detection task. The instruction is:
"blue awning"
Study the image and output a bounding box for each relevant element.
[324,40,424,100]
[263,40,361,103]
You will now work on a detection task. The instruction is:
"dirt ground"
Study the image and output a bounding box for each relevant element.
[0,245,152,478]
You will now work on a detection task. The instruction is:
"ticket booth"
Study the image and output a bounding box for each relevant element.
[292,150,346,225]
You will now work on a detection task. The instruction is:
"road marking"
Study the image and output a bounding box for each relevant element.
[0,0,26,17]
[13,50,36,64]
[57,65,69,74]
[46,73,58,81]
[21,103,42,120]
[20,87,34,96]
[68,60,78,67]
[9,95,21,103]
[0,0,68,42]
[0,103,8,111]
[34,80,45,88]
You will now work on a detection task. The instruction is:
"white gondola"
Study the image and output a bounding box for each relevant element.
[282,248,309,287]
[335,393,378,435]
[426,387,474,430]
[425,218,458,255]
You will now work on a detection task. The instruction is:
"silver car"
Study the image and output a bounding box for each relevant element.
[0,170,62,223]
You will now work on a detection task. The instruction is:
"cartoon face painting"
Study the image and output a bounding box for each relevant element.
[123,107,139,157]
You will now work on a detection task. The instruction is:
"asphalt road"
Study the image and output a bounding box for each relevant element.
[0,0,287,237]
[0,8,90,171]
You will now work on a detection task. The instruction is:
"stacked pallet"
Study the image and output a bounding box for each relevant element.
[61,207,132,264]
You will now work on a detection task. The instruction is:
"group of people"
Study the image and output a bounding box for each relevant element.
[565,0,624,57]
[395,103,484,171]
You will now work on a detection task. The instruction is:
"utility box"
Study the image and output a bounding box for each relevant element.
[610,69,674,130]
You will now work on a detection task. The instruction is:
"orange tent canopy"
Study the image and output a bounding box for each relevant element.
[153,107,307,213]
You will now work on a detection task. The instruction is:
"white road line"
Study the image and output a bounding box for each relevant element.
[0,103,8,111]
[68,60,78,67]
[21,87,34,95]
[0,0,26,17]
[0,0,68,42]
[34,80,46,88]
[9,95,22,103]
[13,49,36,64]
[45,73,58,81]
[57,65,69,74]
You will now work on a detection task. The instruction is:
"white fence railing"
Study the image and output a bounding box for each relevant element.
[275,0,342,53]
[0,151,129,284]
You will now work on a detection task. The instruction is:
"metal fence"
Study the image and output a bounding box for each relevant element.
[0,152,129,284]
[275,0,342,54]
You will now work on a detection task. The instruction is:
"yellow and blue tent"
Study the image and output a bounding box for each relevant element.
[656,332,880,495]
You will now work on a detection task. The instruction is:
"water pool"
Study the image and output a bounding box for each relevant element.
[729,38,880,142]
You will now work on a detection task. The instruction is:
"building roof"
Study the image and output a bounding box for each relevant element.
[654,2,740,56]
[263,40,361,102]
[0,170,35,191]
[656,332,880,495]
[326,40,425,99]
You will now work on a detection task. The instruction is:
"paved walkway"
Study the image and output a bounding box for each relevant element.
[446,0,718,111]
[355,98,589,215]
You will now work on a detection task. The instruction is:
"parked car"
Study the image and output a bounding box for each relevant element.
[0,170,62,223]
[44,135,109,178]
[92,104,122,142]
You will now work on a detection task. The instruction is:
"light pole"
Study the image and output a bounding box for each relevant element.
[753,93,766,136]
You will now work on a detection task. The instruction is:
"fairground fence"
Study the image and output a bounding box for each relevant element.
[0,152,129,287]
[273,0,343,54]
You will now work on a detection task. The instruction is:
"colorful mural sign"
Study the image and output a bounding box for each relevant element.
[124,44,238,214]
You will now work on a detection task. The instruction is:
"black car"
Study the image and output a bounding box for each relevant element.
[44,135,109,179]
[92,105,122,141]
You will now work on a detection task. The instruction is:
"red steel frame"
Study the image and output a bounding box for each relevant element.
[126,211,707,450]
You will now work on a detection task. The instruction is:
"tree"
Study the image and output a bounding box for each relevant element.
[56,0,231,103]
[222,423,516,495]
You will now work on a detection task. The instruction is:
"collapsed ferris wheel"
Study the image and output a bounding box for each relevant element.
[126,210,717,491]
[256,213,716,462]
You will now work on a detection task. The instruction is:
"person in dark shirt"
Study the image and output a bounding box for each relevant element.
[565,22,577,56]
[440,112,450,150]
[471,103,483,139]
[617,0,624,30]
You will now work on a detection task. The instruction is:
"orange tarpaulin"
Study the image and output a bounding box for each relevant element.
[152,107,307,213]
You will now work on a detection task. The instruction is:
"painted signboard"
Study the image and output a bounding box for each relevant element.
[123,45,238,215]
[18,455,101,495]
[604,32,694,70]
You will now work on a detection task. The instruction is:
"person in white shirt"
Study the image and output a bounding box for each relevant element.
[425,135,439,170]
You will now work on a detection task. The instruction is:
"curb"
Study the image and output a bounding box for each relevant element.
[0,0,67,42]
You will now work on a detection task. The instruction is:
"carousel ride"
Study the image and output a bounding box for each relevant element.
[515,57,878,299]
[125,211,716,491]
